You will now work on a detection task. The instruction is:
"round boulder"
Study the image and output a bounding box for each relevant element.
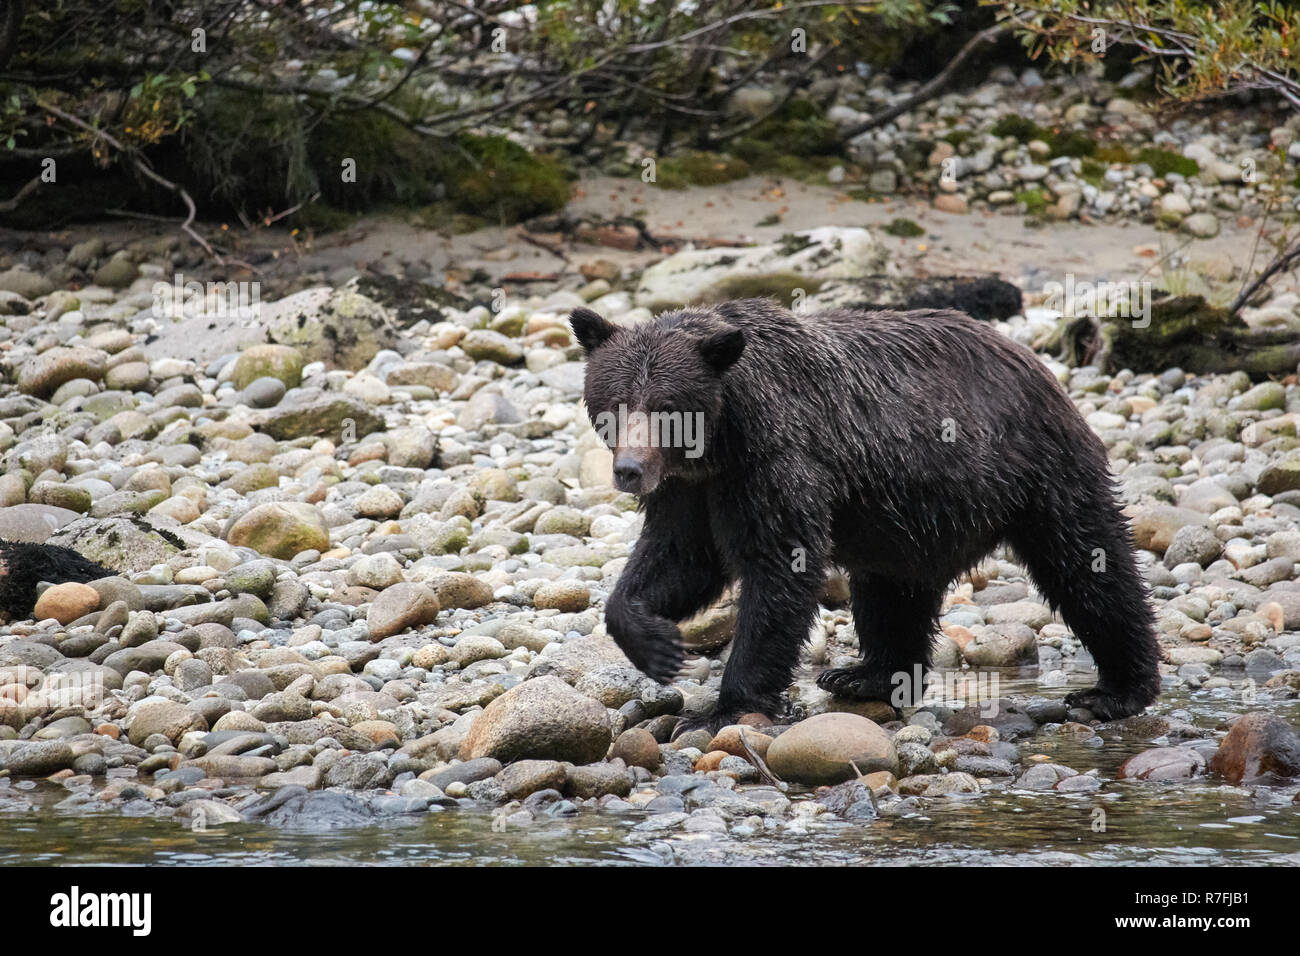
[226,502,330,559]
[765,712,898,785]
[460,675,612,764]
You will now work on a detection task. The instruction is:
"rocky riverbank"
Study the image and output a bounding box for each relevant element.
[0,217,1298,846]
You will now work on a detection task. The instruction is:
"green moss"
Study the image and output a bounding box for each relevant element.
[171,90,570,225]
[731,138,835,180]
[883,217,925,238]
[1136,146,1200,179]
[1095,145,1135,164]
[989,115,1095,159]
[655,151,751,189]
[1048,129,1097,158]
[1080,158,1108,189]
[1015,188,1049,213]
[309,108,442,210]
[413,203,491,234]
[776,233,815,256]
[991,115,1047,143]
[290,201,358,234]
[445,134,574,222]
[744,98,842,158]
[943,129,976,148]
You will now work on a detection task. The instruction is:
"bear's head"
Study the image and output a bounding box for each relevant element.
[570,307,745,495]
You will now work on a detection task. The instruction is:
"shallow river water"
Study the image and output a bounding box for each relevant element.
[3,676,1299,866]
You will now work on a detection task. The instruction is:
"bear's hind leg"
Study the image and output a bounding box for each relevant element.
[817,575,944,706]
[1006,494,1162,721]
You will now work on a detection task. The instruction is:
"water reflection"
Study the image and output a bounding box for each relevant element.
[2,677,1298,866]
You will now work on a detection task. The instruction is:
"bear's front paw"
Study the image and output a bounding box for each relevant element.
[606,603,686,685]
[816,664,898,703]
[615,629,685,686]
[1064,684,1157,721]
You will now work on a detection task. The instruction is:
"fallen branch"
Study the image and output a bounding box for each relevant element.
[514,225,571,263]
[1052,293,1300,379]
[0,175,40,213]
[36,98,224,263]
[1231,236,1300,316]
[839,23,1008,139]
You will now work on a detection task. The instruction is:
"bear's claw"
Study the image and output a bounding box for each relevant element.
[622,637,685,686]
[1064,685,1156,721]
[815,664,896,703]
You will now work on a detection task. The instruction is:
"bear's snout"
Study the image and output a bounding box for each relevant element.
[612,447,663,494]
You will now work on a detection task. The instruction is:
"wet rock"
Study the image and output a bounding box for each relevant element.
[226,502,330,559]
[0,504,80,543]
[0,266,55,300]
[1120,746,1206,781]
[461,330,523,365]
[32,582,100,624]
[959,622,1037,666]
[532,581,591,612]
[231,344,304,390]
[425,571,494,610]
[943,699,1039,740]
[367,582,440,640]
[611,728,661,770]
[565,762,633,798]
[261,286,400,369]
[1208,712,1300,784]
[17,347,107,398]
[1164,524,1222,568]
[496,759,568,798]
[186,754,278,778]
[460,675,612,764]
[815,780,878,820]
[127,699,208,745]
[2,740,77,775]
[1130,506,1211,554]
[47,516,183,573]
[324,752,394,790]
[255,388,384,441]
[423,758,502,791]
[765,712,898,785]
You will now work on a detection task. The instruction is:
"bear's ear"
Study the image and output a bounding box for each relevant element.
[698,326,745,372]
[570,308,617,354]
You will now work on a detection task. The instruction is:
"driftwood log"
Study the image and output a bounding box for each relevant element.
[1045,294,1300,380]
[817,275,1023,322]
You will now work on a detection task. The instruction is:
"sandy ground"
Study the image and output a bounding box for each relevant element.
[4,174,1284,300]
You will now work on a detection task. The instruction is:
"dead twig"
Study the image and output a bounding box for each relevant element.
[740,727,785,789]
[1230,237,1300,316]
[36,98,225,264]
[515,225,571,263]
[839,23,1008,139]
[0,175,41,213]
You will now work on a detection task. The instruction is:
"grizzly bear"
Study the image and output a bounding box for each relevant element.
[571,299,1161,733]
